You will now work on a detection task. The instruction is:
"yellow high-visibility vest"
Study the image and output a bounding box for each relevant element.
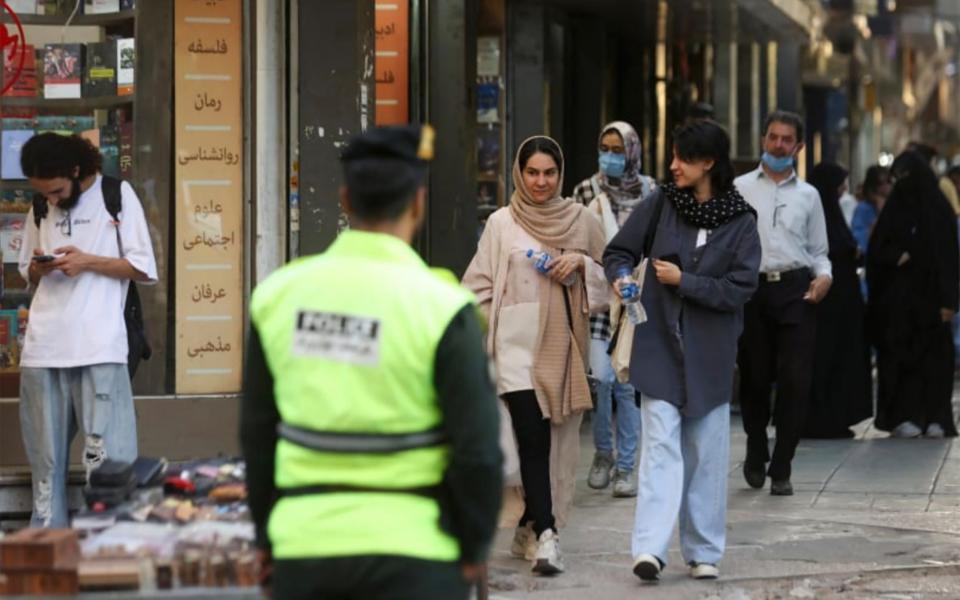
[250,230,475,561]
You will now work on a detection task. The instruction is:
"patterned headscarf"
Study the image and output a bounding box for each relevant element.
[597,121,646,210]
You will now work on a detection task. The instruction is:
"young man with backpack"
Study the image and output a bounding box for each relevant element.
[17,133,157,527]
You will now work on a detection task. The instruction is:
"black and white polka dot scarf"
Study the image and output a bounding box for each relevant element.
[663,182,755,229]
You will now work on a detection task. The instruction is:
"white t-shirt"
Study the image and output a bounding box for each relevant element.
[18,175,158,368]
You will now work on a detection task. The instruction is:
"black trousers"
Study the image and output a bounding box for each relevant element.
[503,389,555,536]
[737,273,817,481]
[272,555,469,600]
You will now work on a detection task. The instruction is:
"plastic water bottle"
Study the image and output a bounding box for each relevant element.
[617,267,644,325]
[526,249,577,286]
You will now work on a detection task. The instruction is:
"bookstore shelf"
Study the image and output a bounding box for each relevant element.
[0,95,134,109]
[0,9,135,27]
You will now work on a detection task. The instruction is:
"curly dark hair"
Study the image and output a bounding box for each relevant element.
[20,133,103,180]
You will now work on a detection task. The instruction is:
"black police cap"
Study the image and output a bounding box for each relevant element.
[340,124,435,165]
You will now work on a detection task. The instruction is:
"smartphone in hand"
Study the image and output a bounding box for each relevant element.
[32,255,56,263]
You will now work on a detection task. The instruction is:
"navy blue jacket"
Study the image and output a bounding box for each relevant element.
[603,189,761,417]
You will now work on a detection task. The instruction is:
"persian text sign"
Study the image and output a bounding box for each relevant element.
[374,0,409,125]
[174,0,243,393]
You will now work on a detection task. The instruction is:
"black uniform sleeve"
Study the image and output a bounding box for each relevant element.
[240,323,279,551]
[436,304,503,564]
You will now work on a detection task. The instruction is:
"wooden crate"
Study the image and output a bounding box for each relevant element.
[0,529,80,571]
[0,570,79,595]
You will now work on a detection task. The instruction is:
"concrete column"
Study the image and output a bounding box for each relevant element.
[297,0,375,256]
[508,1,546,163]
[713,43,738,154]
[776,43,802,113]
[425,0,478,276]
[254,0,287,281]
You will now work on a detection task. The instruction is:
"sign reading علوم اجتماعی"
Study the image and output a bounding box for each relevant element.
[174,0,244,394]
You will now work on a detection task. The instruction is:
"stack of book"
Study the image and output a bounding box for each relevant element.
[4,0,135,15]
[2,40,135,100]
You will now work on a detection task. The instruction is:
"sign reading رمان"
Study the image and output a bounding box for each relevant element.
[174,0,243,393]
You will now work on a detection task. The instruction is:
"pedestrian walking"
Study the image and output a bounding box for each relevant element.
[572,121,655,498]
[867,150,959,439]
[463,135,607,575]
[17,133,158,528]
[803,163,872,439]
[241,125,503,600]
[604,120,760,582]
[735,110,832,496]
[851,165,891,257]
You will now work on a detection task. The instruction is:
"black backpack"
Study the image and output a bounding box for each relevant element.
[32,175,152,378]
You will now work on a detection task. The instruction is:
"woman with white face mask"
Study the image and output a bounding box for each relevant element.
[572,122,656,498]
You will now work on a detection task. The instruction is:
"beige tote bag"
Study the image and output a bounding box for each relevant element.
[610,259,648,384]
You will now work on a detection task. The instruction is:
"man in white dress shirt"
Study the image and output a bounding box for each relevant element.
[734,111,832,497]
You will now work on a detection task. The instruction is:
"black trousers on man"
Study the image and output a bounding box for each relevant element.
[272,555,470,600]
[737,271,817,482]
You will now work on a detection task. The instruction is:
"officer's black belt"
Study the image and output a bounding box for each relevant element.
[278,482,441,500]
[277,422,447,454]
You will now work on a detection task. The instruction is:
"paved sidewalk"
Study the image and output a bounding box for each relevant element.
[487,409,960,599]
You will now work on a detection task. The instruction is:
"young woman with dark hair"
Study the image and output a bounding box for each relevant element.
[463,135,608,575]
[604,120,761,582]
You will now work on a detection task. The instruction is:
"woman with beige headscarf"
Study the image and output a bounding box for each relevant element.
[463,136,607,575]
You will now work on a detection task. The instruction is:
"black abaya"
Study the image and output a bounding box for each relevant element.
[867,151,959,436]
[804,163,873,438]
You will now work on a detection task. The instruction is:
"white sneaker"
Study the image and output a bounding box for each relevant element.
[891,421,923,438]
[531,529,564,575]
[510,522,536,560]
[689,562,719,580]
[611,469,638,498]
[925,423,945,438]
[632,553,661,582]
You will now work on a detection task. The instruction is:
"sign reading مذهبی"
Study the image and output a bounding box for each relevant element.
[174,0,243,394]
[1,2,27,96]
[374,0,409,125]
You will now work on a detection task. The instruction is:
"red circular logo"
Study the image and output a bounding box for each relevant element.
[1,2,27,96]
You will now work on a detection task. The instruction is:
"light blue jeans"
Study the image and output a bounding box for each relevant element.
[589,338,640,472]
[631,397,730,567]
[19,364,137,528]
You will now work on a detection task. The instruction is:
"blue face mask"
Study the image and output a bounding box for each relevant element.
[599,151,627,179]
[761,151,795,173]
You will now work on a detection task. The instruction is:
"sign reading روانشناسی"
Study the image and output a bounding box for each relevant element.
[174,0,243,394]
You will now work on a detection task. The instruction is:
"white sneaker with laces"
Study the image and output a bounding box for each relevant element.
[632,553,661,581]
[531,529,564,575]
[925,423,945,438]
[510,522,536,560]
[689,562,719,580]
[891,421,923,438]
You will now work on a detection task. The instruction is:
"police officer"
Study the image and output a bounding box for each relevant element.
[241,125,503,600]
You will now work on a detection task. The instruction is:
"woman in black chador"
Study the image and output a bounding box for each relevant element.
[867,151,959,438]
[804,163,873,438]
